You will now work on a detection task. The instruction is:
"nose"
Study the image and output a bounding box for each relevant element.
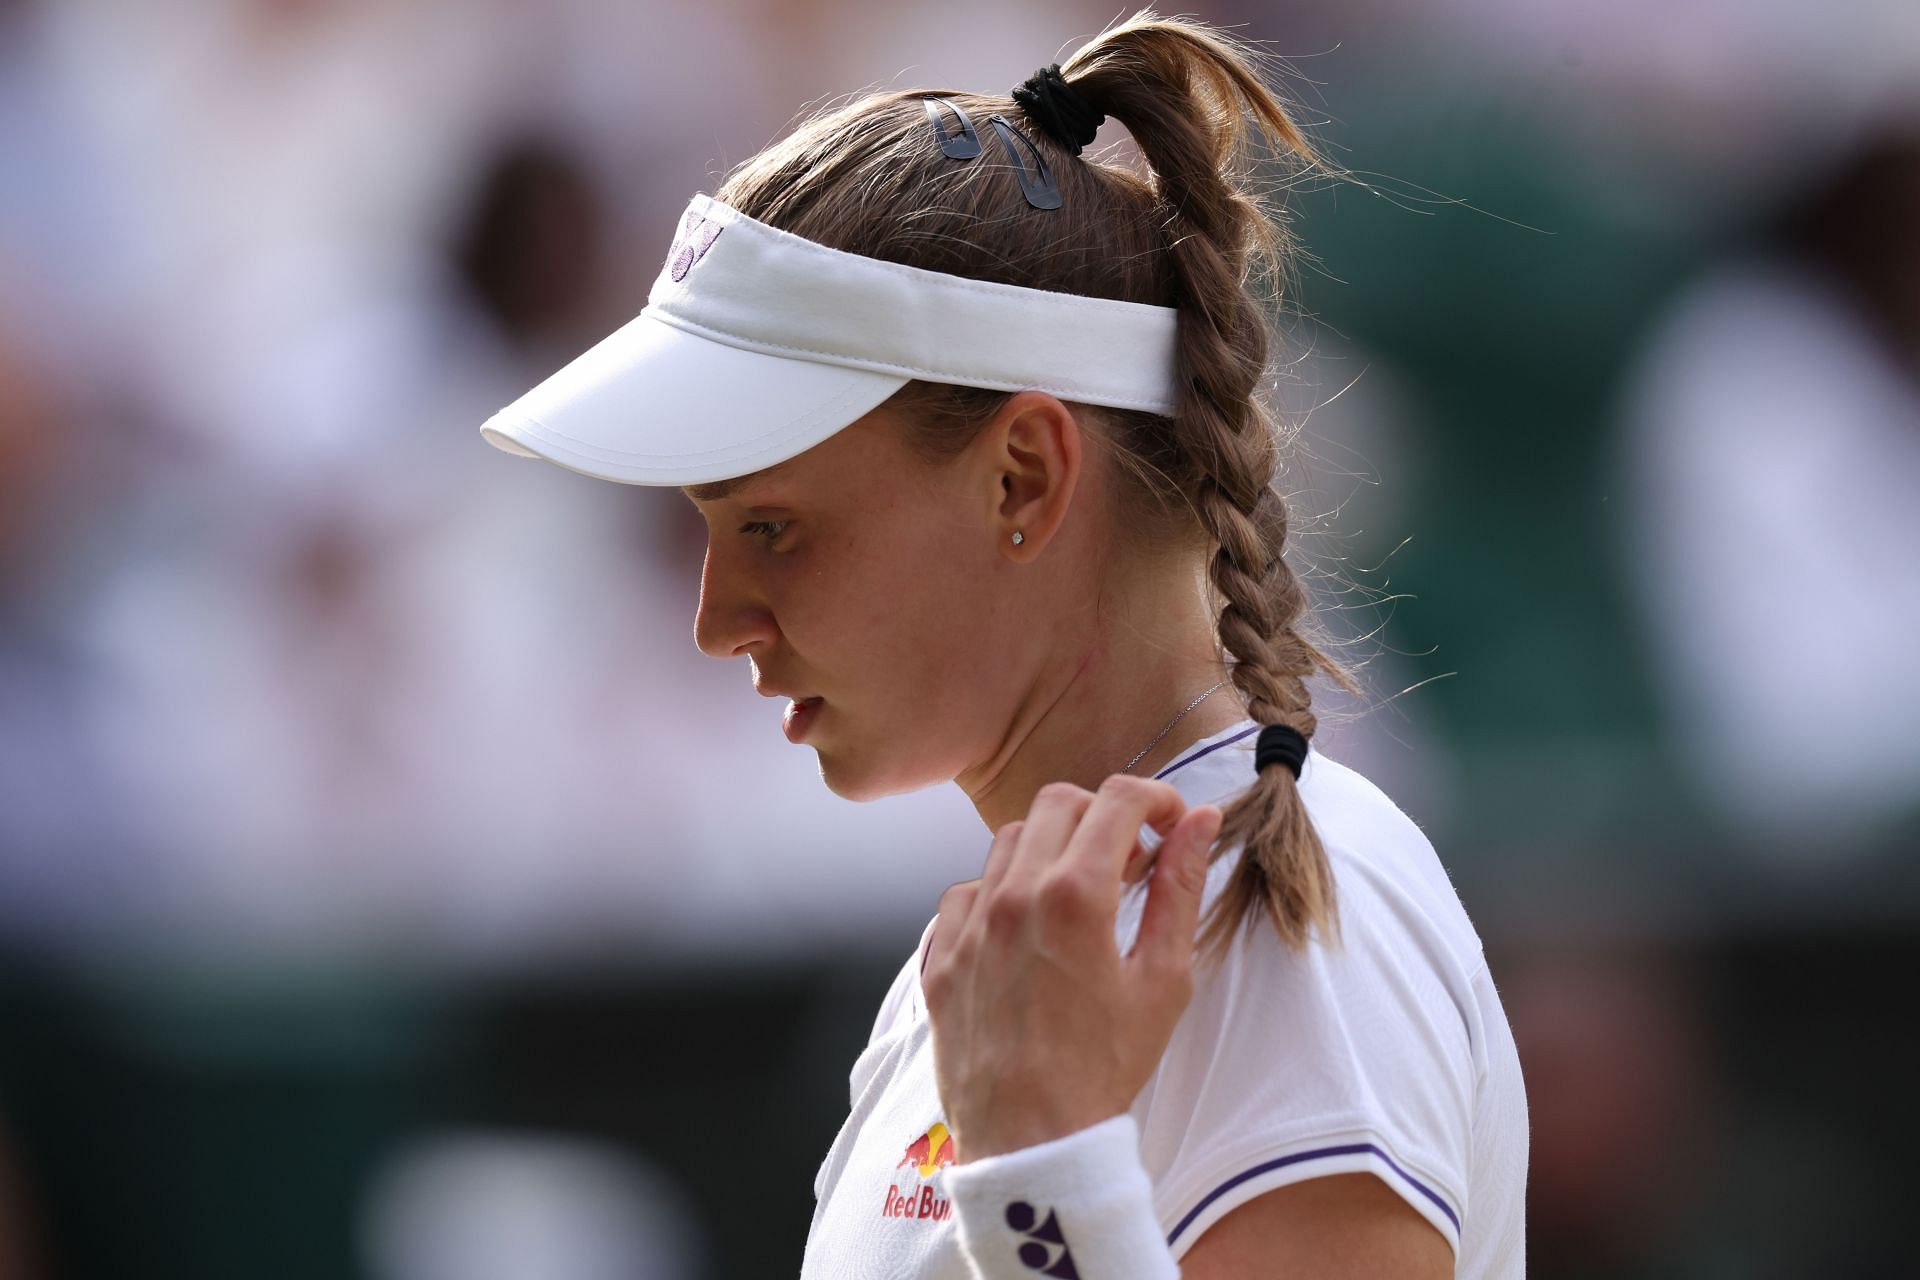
[693,542,778,659]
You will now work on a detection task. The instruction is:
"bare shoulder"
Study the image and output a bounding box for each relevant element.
[1178,1173,1453,1279]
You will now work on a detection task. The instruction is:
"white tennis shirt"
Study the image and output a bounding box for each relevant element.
[800,720,1528,1276]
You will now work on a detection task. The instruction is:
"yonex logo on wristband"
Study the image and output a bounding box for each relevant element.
[1005,1200,1080,1278]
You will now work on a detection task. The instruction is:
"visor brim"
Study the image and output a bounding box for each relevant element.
[479,310,910,487]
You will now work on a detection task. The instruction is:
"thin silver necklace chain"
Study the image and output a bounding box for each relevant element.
[1120,678,1232,775]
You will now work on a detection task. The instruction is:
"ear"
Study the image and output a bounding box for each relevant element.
[980,391,1084,560]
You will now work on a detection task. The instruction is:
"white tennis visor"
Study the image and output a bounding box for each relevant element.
[478,193,1182,486]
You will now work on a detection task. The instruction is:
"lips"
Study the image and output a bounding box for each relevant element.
[782,695,824,743]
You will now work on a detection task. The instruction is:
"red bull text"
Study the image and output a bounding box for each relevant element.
[880,1121,955,1222]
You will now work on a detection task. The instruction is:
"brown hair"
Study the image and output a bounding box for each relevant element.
[715,10,1358,961]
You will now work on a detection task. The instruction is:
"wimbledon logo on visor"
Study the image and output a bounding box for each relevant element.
[668,211,724,282]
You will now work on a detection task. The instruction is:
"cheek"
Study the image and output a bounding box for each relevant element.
[817,515,1010,698]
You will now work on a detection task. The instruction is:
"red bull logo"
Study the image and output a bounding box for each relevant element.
[879,1120,955,1222]
[896,1121,956,1177]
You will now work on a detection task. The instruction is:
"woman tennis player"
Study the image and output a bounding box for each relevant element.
[479,11,1526,1277]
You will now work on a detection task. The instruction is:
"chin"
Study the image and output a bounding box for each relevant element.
[812,745,952,803]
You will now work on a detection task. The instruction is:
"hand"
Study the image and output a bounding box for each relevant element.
[922,775,1224,1163]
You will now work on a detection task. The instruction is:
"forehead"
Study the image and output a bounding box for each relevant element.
[683,410,952,510]
[681,457,799,504]
[680,408,929,504]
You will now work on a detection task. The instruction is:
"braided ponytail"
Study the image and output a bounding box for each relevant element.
[1061,16,1357,960]
[714,10,1357,960]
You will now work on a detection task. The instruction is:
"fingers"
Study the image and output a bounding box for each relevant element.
[1120,824,1166,886]
[1130,803,1221,982]
[1058,775,1189,905]
[927,877,980,983]
[977,819,1025,894]
[939,777,1198,975]
[927,819,1024,983]
[994,782,1093,904]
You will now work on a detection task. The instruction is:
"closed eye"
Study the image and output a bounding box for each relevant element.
[739,519,788,543]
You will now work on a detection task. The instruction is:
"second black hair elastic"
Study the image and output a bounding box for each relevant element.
[1255,724,1309,779]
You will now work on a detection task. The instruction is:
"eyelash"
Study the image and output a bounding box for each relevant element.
[739,519,788,544]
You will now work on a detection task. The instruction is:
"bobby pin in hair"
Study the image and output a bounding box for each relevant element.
[987,113,1062,210]
[923,97,982,159]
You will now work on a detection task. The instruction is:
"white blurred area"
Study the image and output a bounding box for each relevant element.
[1618,258,1920,853]
[0,0,1057,970]
[1,0,1916,973]
[359,1130,702,1280]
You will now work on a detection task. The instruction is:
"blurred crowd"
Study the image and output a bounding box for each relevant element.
[0,0,1915,1277]
[0,0,1021,972]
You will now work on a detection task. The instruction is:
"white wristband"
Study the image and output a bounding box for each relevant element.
[943,1114,1180,1279]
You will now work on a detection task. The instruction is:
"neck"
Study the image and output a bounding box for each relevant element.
[956,560,1247,832]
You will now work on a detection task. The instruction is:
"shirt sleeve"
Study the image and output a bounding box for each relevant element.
[1129,852,1480,1261]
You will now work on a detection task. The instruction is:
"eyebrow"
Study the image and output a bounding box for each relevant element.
[682,459,796,504]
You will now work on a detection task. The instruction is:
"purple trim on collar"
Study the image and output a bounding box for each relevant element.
[1152,725,1260,782]
[1165,1142,1461,1248]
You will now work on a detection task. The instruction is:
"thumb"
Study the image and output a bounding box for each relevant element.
[1131,803,1221,976]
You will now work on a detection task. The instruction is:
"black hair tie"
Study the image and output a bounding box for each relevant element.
[1255,724,1308,779]
[1010,64,1104,156]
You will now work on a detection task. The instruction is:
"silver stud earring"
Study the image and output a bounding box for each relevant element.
[1011,530,1025,546]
